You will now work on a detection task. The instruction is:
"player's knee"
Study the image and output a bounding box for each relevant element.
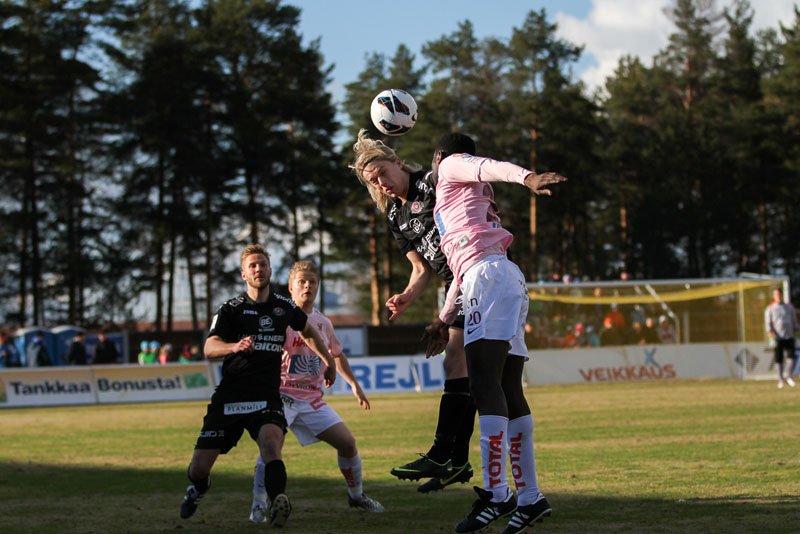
[337,436,358,458]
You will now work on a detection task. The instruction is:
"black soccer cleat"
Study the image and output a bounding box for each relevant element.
[501,494,552,534]
[269,493,291,527]
[418,462,474,493]
[454,486,517,533]
[180,484,205,519]
[390,453,451,481]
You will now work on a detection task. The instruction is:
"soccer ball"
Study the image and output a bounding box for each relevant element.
[370,89,418,136]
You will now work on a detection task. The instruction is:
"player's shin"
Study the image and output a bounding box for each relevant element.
[507,415,540,505]
[264,459,287,502]
[338,454,363,498]
[478,414,509,501]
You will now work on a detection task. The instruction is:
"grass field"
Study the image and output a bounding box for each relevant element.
[2,378,799,533]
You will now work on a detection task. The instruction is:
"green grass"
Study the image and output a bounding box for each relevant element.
[2,379,799,533]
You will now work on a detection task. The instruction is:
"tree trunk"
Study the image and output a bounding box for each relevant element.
[369,211,380,326]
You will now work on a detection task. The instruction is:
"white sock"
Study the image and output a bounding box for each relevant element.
[478,414,509,501]
[507,415,541,506]
[338,454,363,498]
[253,454,267,503]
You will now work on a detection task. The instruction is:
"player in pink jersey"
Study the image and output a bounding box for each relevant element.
[249,261,383,522]
[427,132,565,534]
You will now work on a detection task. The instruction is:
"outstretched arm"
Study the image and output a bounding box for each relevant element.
[334,353,370,410]
[386,250,433,321]
[523,171,567,196]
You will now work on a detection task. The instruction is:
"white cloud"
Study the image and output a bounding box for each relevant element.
[554,0,799,93]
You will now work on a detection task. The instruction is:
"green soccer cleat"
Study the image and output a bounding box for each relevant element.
[390,453,451,481]
[417,462,473,493]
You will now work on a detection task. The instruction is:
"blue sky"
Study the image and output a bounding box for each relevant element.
[287,0,797,101]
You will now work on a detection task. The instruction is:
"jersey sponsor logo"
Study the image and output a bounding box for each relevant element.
[209,314,218,331]
[288,354,321,376]
[259,315,274,331]
[275,293,296,307]
[410,218,423,234]
[229,296,246,307]
[273,307,285,316]
[292,336,307,348]
[198,429,224,438]
[399,222,408,230]
[243,309,258,315]
[253,341,282,351]
[223,400,267,415]
[455,235,471,250]
[411,201,423,213]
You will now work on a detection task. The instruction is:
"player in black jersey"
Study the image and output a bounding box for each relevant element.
[351,129,476,493]
[179,244,337,526]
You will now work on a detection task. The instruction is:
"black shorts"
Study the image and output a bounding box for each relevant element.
[194,395,286,453]
[774,338,796,364]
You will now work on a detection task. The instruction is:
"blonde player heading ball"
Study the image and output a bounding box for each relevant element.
[249,261,383,523]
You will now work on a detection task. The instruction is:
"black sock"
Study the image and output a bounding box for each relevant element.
[452,393,476,467]
[264,459,287,502]
[187,468,210,494]
[427,378,471,464]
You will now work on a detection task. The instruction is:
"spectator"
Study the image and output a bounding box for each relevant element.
[138,341,158,365]
[573,323,590,348]
[600,317,625,346]
[605,303,625,329]
[64,333,88,365]
[1,332,22,367]
[585,325,601,347]
[27,332,51,367]
[159,343,173,364]
[179,344,192,363]
[629,322,647,345]
[189,344,202,361]
[643,317,660,344]
[93,331,120,364]
[656,315,677,344]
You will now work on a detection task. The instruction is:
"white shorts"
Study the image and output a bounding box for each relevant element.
[281,394,343,446]
[460,255,529,358]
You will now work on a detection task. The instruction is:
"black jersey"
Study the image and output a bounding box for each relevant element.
[388,170,454,285]
[208,291,307,401]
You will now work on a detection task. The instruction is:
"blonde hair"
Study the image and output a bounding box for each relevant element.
[349,128,422,213]
[288,261,319,285]
[240,244,270,270]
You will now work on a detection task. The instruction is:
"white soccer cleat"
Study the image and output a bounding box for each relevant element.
[786,377,796,387]
[249,502,267,523]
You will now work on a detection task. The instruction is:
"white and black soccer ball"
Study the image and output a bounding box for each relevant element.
[370,89,418,136]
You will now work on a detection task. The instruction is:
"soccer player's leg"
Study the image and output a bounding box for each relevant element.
[317,420,384,512]
[180,402,243,519]
[454,339,517,533]
[394,327,471,483]
[249,400,290,527]
[501,356,551,534]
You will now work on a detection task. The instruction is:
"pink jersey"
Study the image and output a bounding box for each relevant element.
[434,153,529,323]
[280,308,342,400]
